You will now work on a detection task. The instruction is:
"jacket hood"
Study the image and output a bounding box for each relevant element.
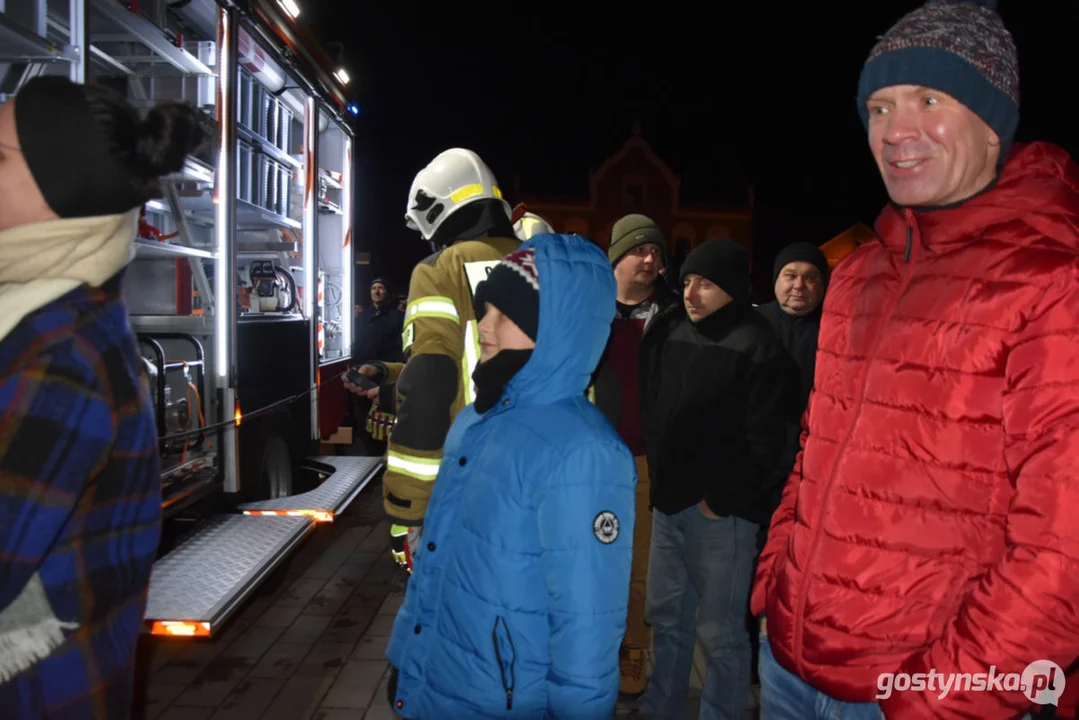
[503,233,617,407]
[876,141,1079,255]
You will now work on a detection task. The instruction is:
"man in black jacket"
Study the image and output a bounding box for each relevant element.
[350,278,404,454]
[638,238,801,720]
[353,278,404,365]
[756,241,828,410]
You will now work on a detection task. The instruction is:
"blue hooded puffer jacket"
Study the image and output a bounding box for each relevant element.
[386,233,637,719]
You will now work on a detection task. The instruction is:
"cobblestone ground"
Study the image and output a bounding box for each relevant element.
[134,480,759,719]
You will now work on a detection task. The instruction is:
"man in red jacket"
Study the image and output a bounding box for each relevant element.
[752,1,1079,719]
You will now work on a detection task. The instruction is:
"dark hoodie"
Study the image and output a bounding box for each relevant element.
[640,238,802,523]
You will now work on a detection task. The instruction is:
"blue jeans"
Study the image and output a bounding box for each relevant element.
[759,635,1035,720]
[640,505,758,720]
[759,634,882,720]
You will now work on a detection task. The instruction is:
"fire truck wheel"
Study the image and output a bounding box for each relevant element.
[260,435,293,500]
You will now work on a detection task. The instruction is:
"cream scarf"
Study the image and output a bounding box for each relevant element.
[0,209,138,682]
[0,209,139,342]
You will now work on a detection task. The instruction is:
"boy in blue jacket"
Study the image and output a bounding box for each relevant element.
[386,233,637,719]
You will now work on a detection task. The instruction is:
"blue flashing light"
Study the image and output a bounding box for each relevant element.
[347,103,360,116]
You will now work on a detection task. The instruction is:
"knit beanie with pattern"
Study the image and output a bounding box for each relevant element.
[473,248,540,341]
[856,0,1019,155]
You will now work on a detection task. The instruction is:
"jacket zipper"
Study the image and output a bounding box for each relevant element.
[790,210,919,673]
[492,616,516,709]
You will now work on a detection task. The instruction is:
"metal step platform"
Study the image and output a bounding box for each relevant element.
[144,514,313,637]
[240,456,383,522]
[144,456,382,637]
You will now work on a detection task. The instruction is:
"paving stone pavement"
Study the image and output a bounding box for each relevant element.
[134,480,759,719]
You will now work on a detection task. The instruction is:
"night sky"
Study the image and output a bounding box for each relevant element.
[303,1,1078,298]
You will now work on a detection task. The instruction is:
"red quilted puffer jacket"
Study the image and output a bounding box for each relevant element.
[752,142,1079,720]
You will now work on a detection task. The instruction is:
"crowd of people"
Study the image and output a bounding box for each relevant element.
[344,1,1079,719]
[0,0,1075,718]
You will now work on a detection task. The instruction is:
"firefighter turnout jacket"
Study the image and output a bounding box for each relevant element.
[379,235,521,526]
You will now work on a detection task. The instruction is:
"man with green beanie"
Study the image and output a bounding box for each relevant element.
[592,213,678,699]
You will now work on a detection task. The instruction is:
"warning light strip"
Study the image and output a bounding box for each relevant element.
[242,509,334,523]
[151,620,212,637]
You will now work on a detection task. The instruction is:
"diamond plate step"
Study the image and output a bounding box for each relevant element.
[239,456,383,519]
[144,514,313,635]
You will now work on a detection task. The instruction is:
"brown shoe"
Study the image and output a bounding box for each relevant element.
[619,646,647,698]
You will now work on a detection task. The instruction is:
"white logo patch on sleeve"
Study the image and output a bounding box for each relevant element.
[592,511,620,544]
[463,260,500,301]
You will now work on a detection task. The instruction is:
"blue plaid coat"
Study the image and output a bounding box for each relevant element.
[0,272,162,719]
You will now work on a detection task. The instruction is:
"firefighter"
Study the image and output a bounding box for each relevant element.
[345,148,521,571]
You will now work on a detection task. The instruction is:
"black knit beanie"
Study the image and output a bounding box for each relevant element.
[856,0,1019,156]
[773,242,829,287]
[15,76,147,219]
[473,248,540,341]
[679,238,751,306]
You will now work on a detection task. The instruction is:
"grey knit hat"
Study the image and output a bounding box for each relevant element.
[856,0,1019,155]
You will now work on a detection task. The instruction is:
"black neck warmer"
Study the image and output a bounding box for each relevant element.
[693,301,746,340]
[431,199,515,249]
[473,349,533,413]
[15,76,144,219]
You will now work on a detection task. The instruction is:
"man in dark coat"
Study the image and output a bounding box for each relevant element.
[353,278,404,365]
[756,242,828,410]
[350,278,404,455]
[638,238,801,720]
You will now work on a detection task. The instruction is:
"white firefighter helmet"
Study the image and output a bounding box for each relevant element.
[513,212,554,240]
[404,148,510,241]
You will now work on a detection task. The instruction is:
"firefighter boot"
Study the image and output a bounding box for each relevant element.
[619,645,647,698]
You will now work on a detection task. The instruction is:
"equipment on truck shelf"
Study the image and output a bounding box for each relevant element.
[248,260,298,313]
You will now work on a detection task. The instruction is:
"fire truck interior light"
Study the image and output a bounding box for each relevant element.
[303,97,317,320]
[277,0,301,19]
[214,8,234,380]
[341,137,353,353]
[334,68,350,85]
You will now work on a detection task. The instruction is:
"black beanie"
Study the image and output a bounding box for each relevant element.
[473,248,540,341]
[679,238,751,306]
[15,76,148,219]
[773,242,829,287]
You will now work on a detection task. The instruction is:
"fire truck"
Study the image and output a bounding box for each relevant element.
[0,0,382,637]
